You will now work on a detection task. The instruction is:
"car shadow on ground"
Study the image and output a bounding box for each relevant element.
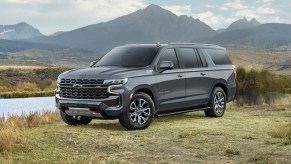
[80,112,206,131]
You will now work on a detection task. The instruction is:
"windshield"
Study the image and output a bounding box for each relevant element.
[93,47,159,68]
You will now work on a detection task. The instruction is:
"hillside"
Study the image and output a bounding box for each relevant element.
[226,18,261,32]
[28,4,216,53]
[0,22,43,40]
[227,48,291,75]
[0,39,100,67]
[207,23,291,50]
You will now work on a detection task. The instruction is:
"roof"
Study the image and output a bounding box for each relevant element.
[121,43,224,49]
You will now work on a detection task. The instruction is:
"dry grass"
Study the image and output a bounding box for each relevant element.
[271,123,291,139]
[0,128,26,151]
[0,110,60,152]
[0,107,291,163]
[228,49,291,75]
[0,66,47,70]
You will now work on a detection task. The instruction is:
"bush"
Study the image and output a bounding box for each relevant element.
[236,67,291,93]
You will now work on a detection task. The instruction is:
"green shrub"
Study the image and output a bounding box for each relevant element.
[236,67,291,93]
[0,91,54,98]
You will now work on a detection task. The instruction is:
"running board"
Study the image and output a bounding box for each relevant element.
[155,107,210,117]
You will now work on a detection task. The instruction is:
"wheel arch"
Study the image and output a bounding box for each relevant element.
[211,80,228,99]
[131,85,156,104]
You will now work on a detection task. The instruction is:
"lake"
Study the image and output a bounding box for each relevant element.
[0,93,290,120]
[0,96,56,120]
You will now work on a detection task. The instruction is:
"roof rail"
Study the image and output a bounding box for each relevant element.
[168,42,218,46]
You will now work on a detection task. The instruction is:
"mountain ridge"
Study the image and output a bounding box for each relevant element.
[0,22,43,40]
[27,4,216,52]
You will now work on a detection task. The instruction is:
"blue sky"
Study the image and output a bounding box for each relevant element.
[0,0,289,35]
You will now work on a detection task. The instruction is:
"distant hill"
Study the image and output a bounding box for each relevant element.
[0,39,99,67]
[216,18,261,33]
[0,39,71,53]
[49,31,64,36]
[206,23,291,49]
[226,18,261,32]
[0,22,43,40]
[28,4,216,53]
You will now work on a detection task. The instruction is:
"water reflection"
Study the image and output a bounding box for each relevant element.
[0,96,56,120]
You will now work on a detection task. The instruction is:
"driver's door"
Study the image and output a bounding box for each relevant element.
[155,48,186,112]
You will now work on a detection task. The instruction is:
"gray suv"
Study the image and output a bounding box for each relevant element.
[55,43,236,130]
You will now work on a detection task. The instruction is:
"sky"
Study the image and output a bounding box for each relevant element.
[0,0,289,35]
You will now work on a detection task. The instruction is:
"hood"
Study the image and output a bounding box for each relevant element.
[59,66,153,79]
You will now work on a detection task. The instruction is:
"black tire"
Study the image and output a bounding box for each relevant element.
[118,92,155,130]
[205,87,226,117]
[60,110,92,126]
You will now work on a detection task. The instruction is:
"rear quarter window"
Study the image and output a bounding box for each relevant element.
[204,49,232,65]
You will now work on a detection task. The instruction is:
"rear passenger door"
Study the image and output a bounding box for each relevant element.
[177,48,209,107]
[156,48,186,112]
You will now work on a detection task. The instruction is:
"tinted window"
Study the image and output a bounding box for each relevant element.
[179,48,199,68]
[94,47,159,68]
[196,48,208,67]
[205,49,232,65]
[158,49,179,69]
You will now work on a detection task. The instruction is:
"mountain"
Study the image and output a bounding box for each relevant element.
[0,39,73,53]
[28,4,216,53]
[0,22,43,40]
[50,31,64,36]
[216,28,226,34]
[225,17,261,32]
[0,39,99,67]
[206,23,291,49]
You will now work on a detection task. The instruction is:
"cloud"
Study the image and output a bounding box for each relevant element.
[222,0,248,10]
[256,0,274,2]
[235,6,276,18]
[192,11,236,28]
[162,5,191,16]
[0,0,147,34]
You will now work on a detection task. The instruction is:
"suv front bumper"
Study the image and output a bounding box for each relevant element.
[55,94,128,118]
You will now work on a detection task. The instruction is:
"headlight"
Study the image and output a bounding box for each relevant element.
[57,77,61,84]
[103,78,128,85]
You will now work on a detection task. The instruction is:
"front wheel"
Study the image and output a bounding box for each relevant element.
[60,110,92,126]
[118,92,155,130]
[205,87,226,117]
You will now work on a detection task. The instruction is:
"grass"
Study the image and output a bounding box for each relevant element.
[0,111,60,152]
[271,123,291,139]
[0,91,55,98]
[0,106,291,163]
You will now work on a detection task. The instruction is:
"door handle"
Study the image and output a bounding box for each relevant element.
[200,73,206,76]
[178,74,183,78]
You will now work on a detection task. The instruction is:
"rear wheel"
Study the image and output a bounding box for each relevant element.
[60,110,92,126]
[118,92,155,130]
[205,87,226,117]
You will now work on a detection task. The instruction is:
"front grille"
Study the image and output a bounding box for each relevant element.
[59,79,109,99]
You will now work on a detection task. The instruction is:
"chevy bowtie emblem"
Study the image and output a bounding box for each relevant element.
[73,84,83,88]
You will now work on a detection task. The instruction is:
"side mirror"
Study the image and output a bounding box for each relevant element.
[158,61,174,72]
[89,61,97,67]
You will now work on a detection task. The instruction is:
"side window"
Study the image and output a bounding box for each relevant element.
[179,48,200,68]
[158,49,179,69]
[204,49,232,65]
[196,48,208,67]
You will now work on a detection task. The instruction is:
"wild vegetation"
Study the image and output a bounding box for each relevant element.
[0,63,71,98]
[0,107,290,163]
[0,110,60,151]
[236,67,291,93]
